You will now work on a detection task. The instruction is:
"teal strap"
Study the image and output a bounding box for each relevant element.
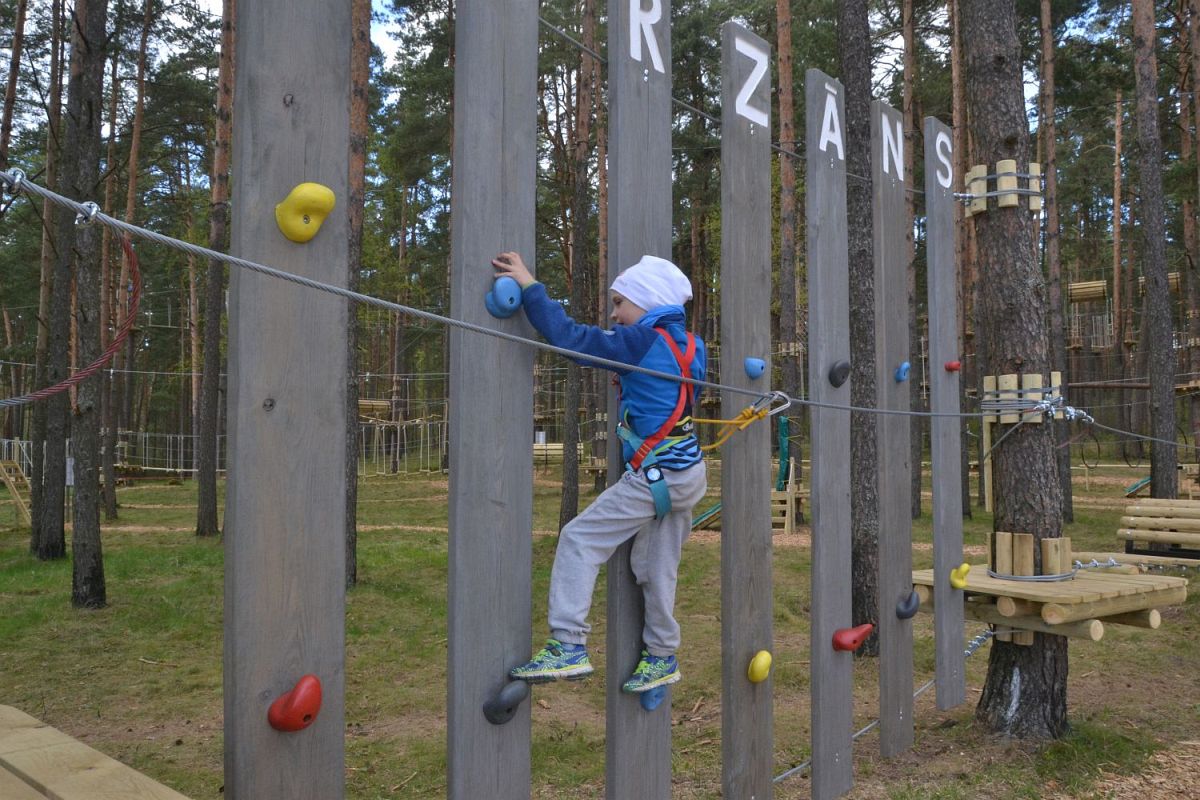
[616,424,672,520]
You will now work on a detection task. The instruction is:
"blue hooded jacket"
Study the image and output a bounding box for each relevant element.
[520,282,706,471]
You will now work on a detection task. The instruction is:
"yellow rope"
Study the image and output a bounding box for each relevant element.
[698,405,770,452]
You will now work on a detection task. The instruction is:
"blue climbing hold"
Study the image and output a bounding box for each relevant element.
[485,276,523,319]
[895,361,911,382]
[896,588,921,620]
[744,357,766,379]
[482,680,529,725]
[640,686,667,712]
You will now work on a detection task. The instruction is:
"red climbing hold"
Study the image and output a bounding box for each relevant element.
[832,623,874,652]
[268,674,323,732]
[944,360,962,372]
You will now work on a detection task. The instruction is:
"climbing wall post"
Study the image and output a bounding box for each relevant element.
[447,2,538,797]
[805,68,854,800]
[923,116,967,709]
[719,20,774,799]
[871,99,914,757]
[224,2,350,796]
[605,1,675,796]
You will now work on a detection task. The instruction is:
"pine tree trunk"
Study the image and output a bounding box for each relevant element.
[196,0,235,537]
[560,0,597,529]
[1040,0,1073,521]
[838,0,880,657]
[1133,0,1178,497]
[903,0,923,519]
[69,0,110,608]
[593,45,609,493]
[776,0,801,464]
[950,0,974,517]
[1190,0,1200,448]
[100,20,121,521]
[345,0,369,587]
[30,0,63,555]
[963,0,1068,739]
[0,0,27,170]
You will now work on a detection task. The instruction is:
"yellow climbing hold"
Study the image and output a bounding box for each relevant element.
[747,650,772,683]
[275,182,336,243]
[949,562,971,590]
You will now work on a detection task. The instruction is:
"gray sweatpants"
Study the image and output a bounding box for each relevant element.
[547,461,708,657]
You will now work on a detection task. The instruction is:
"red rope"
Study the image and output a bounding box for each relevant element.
[1,236,143,407]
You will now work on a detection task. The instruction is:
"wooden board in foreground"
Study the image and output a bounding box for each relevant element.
[0,705,190,800]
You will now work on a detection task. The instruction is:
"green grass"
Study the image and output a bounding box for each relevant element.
[0,464,1197,798]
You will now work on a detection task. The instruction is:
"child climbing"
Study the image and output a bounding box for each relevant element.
[491,251,708,694]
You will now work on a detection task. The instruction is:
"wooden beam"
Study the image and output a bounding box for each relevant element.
[719,21,773,800]
[606,1,675,796]
[916,597,1104,641]
[1042,586,1188,625]
[873,98,913,758]
[806,67,854,800]
[225,1,350,795]
[1118,529,1200,547]
[923,116,966,711]
[447,2,537,797]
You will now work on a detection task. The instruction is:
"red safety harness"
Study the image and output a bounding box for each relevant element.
[626,328,696,471]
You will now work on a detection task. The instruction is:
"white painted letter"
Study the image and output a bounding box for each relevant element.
[935,131,953,189]
[880,113,903,180]
[819,92,844,160]
[630,0,665,74]
[734,37,769,127]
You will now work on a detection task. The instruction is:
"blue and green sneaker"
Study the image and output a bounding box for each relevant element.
[621,650,681,693]
[509,639,593,683]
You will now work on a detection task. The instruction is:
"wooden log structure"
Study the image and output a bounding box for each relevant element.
[1117,498,1200,558]
[915,586,1103,640]
[911,564,1188,635]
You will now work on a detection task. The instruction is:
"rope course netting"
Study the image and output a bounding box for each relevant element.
[1,168,1195,459]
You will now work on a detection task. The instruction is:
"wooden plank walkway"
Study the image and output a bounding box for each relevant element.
[0,705,190,800]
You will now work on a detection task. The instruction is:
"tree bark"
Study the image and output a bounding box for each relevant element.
[963,0,1068,739]
[30,0,63,556]
[196,0,235,537]
[51,0,110,606]
[99,15,121,521]
[1190,0,1200,449]
[950,0,974,517]
[776,0,801,467]
[1132,0,1178,498]
[560,0,597,529]
[1040,0,1073,522]
[839,0,880,657]
[345,0,369,587]
[903,0,923,520]
[0,0,28,170]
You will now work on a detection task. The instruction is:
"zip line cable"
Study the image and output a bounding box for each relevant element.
[2,168,1190,454]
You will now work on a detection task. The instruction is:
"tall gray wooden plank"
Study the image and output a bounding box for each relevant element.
[805,69,854,800]
[871,100,914,758]
[225,2,350,797]
[719,21,774,800]
[923,117,966,710]
[606,2,675,798]
[447,3,538,798]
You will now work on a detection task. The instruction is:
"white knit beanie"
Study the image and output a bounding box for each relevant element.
[610,255,693,311]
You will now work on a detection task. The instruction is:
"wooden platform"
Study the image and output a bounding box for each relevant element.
[1,461,31,526]
[912,564,1187,639]
[0,705,190,800]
